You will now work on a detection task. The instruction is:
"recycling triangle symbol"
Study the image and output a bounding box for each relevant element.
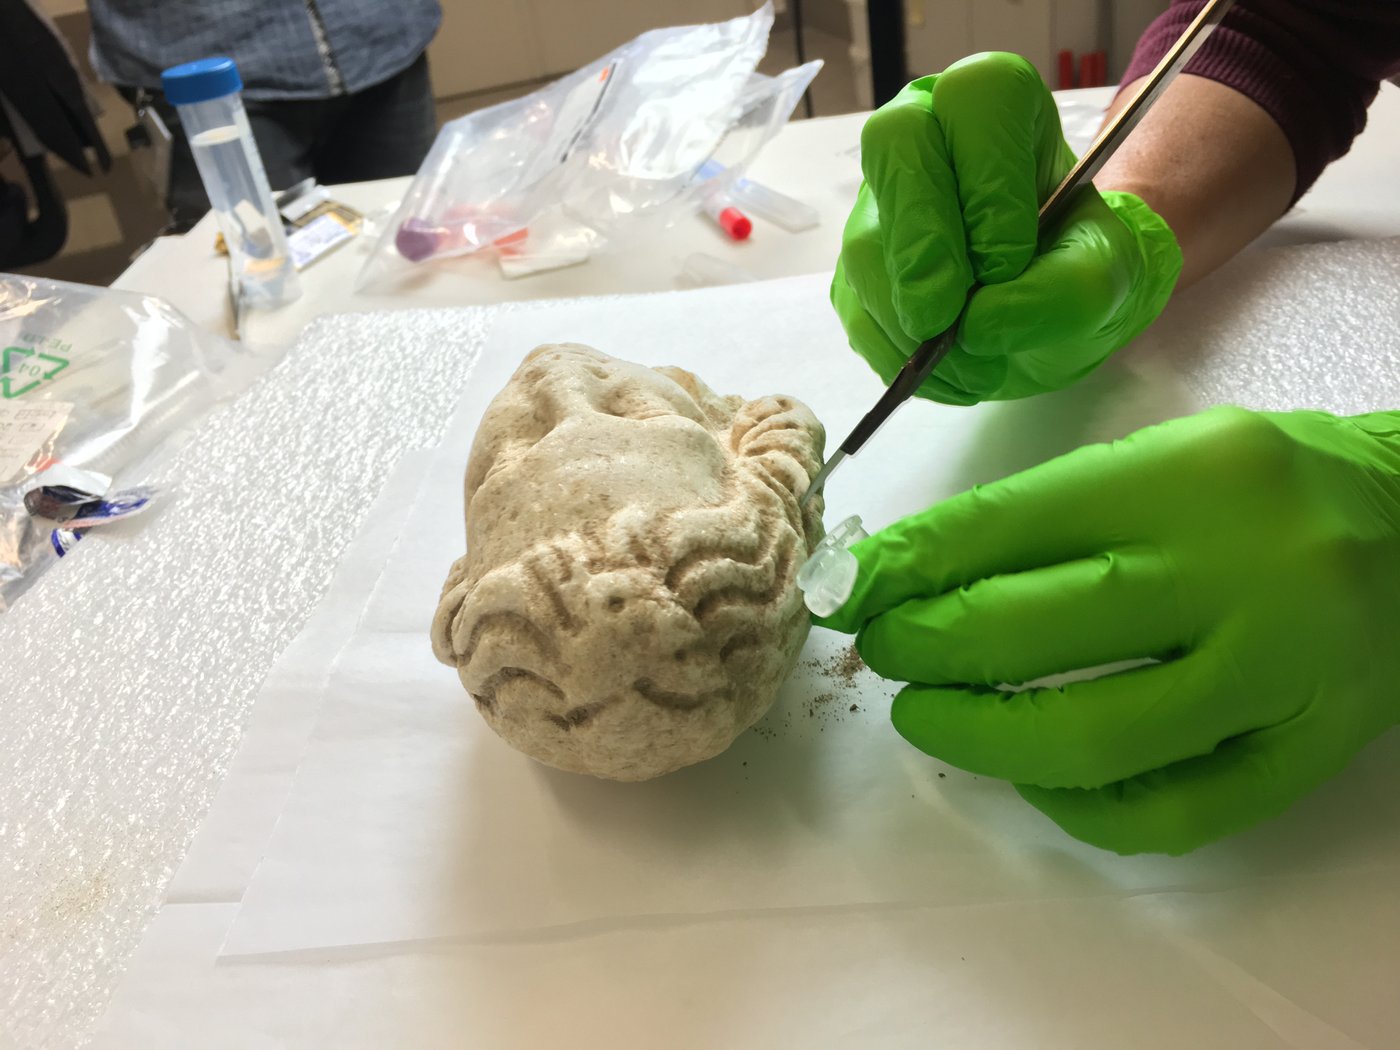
[1,346,70,398]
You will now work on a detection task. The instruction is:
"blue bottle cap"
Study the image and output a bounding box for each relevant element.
[161,57,243,105]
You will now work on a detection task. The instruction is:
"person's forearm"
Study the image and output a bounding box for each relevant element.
[1094,74,1294,289]
[1096,0,1400,289]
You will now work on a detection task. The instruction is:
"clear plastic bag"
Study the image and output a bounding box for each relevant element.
[0,274,244,611]
[358,3,819,286]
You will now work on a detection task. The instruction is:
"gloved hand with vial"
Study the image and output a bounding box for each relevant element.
[815,407,1400,854]
[831,52,1181,405]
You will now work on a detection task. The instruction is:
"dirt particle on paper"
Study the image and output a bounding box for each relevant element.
[806,643,866,689]
[834,643,865,685]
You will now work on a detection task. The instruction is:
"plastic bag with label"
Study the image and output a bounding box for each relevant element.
[357,3,819,286]
[0,274,244,611]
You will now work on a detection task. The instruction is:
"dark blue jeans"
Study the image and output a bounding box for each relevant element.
[135,52,436,231]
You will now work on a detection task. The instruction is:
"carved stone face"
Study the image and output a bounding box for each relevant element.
[431,344,825,780]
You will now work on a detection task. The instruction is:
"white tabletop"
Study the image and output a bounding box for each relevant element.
[111,112,866,349]
[33,80,1400,1048]
[110,85,1400,352]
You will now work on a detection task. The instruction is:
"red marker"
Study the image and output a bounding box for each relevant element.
[702,198,752,241]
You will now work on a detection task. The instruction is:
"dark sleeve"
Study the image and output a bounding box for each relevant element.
[1120,1,1400,202]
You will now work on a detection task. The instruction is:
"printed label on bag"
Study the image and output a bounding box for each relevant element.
[0,400,72,482]
[552,61,618,164]
[288,213,355,270]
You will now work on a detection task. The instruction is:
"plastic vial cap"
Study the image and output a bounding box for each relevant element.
[717,206,751,240]
[797,515,869,617]
[396,218,442,263]
[161,57,243,105]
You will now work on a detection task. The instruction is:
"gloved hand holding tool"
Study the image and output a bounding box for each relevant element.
[814,0,1400,853]
[831,50,1182,406]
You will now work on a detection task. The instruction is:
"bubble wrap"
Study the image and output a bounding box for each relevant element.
[1126,235,1400,415]
[0,307,502,1048]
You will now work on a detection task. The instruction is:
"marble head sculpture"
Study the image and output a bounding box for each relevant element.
[431,344,825,780]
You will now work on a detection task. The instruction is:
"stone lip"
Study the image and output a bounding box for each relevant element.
[431,343,826,781]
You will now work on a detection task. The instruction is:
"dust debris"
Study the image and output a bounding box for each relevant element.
[834,643,865,685]
[749,642,883,742]
[804,642,867,688]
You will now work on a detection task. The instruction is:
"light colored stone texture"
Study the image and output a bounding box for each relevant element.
[431,343,825,780]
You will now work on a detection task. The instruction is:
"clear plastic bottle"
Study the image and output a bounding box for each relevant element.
[161,57,300,308]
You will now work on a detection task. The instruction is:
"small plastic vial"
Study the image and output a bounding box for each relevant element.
[161,57,301,309]
[797,515,869,617]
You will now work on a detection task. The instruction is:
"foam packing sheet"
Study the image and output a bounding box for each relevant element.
[160,451,433,905]
[0,307,497,1048]
[218,241,1400,978]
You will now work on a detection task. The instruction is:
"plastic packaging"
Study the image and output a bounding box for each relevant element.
[359,3,819,286]
[797,514,869,616]
[0,274,244,611]
[677,252,758,288]
[699,159,819,232]
[701,197,752,241]
[161,57,301,309]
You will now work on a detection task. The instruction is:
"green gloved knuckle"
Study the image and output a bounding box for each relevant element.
[828,257,846,311]
[839,180,880,249]
[1186,406,1302,488]
[915,372,983,406]
[921,346,1005,404]
[888,243,973,337]
[889,686,968,762]
[1099,190,1183,342]
[932,53,1059,288]
[959,246,1122,363]
[859,94,935,187]
[955,288,1017,359]
[967,235,1037,286]
[936,52,1047,101]
[890,685,1035,781]
[1342,409,1400,449]
[839,186,934,346]
[830,261,910,387]
[857,603,959,687]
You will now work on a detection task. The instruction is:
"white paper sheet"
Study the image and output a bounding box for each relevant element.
[105,881,1389,1050]
[221,260,1400,960]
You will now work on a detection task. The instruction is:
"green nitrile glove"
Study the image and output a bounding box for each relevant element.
[817,407,1400,854]
[832,52,1182,405]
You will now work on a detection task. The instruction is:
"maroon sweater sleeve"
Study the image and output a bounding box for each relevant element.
[1121,1,1400,202]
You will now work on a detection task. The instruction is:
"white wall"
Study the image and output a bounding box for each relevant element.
[905,0,1166,84]
[1111,0,1169,78]
[428,0,755,99]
